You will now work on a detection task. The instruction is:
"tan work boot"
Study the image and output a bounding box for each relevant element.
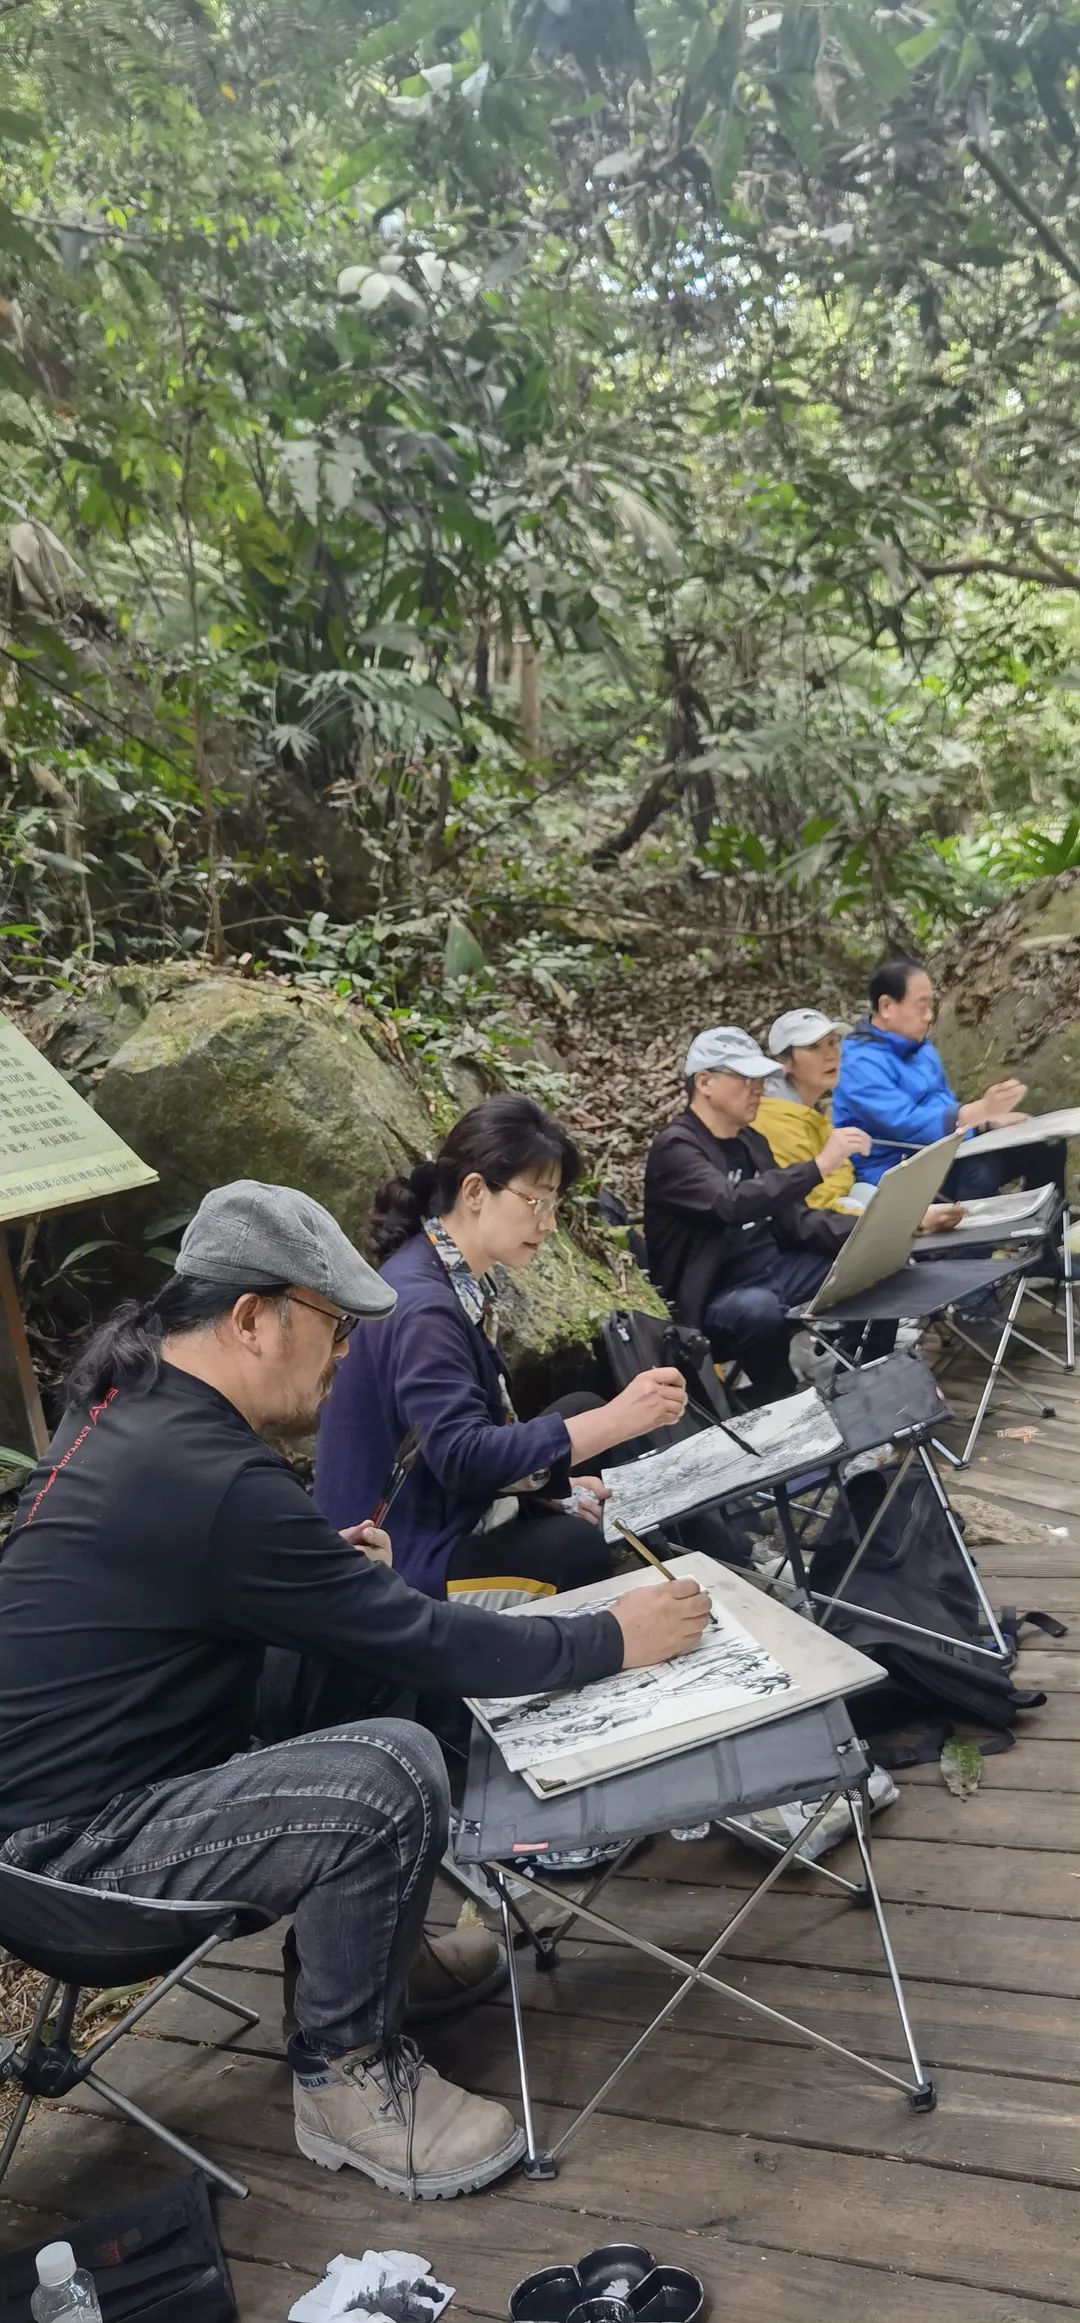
[293,2033,526,2198]
[405,1926,507,2021]
[282,1924,506,2044]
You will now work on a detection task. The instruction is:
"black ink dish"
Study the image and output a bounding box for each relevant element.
[509,2246,703,2323]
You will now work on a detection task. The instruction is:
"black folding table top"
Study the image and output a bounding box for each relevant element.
[795,1251,1025,1327]
[455,1695,869,1861]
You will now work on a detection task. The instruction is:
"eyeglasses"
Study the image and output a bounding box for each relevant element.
[501,1183,561,1224]
[286,1293,359,1345]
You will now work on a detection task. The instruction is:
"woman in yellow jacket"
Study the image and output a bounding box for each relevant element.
[755,1009,865,1212]
[758,1011,963,1237]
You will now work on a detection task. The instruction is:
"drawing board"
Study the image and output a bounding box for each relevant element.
[804,1129,961,1312]
[973,1106,1080,1157]
[467,1552,885,1796]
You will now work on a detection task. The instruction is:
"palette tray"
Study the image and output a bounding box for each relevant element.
[510,2244,703,2323]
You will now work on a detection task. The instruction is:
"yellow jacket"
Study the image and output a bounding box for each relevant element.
[755,1092,854,1212]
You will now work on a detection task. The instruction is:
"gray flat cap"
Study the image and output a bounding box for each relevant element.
[176,1180,396,1319]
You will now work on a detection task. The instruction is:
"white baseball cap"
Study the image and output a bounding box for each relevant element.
[767,1008,850,1057]
[685,1026,773,1079]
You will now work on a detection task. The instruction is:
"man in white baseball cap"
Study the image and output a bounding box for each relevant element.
[756,1009,859,1214]
[644,1026,870,1400]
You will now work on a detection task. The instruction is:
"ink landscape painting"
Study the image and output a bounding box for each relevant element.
[468,1554,885,1796]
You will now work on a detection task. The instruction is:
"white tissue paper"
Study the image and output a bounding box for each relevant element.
[287,2248,455,2323]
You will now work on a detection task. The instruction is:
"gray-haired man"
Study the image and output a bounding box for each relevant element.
[644,1027,869,1401]
[0,1181,709,2200]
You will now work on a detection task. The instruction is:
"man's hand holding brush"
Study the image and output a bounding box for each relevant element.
[615,1574,712,1666]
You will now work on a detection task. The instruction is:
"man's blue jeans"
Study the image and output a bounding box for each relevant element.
[704,1247,835,1402]
[0,1719,450,2060]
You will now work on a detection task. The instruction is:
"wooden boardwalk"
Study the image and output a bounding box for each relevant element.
[2,1326,1079,2323]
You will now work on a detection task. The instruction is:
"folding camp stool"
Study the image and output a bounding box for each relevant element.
[913,1195,1077,1463]
[454,1702,936,2180]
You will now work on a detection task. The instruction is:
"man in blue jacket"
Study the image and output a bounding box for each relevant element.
[833,958,1035,1196]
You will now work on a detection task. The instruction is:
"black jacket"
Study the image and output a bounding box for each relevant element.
[0,1364,621,1839]
[643,1109,851,1327]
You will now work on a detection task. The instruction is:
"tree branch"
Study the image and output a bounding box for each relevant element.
[915,554,1080,593]
[967,136,1080,295]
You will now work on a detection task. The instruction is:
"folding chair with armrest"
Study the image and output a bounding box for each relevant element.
[0,1860,272,2199]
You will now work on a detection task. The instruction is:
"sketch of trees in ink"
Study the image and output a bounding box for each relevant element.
[476,1592,791,1777]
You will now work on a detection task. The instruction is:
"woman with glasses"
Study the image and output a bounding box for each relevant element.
[314,1094,687,1606]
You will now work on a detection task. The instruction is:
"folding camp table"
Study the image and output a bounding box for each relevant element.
[792,1250,1031,1471]
[454,1699,935,2180]
[621,1351,1011,1663]
[912,1192,1076,1462]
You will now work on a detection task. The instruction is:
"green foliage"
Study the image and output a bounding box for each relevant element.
[5,0,1080,999]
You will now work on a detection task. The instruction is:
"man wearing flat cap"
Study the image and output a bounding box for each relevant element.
[644,1026,871,1400]
[0,1181,709,2202]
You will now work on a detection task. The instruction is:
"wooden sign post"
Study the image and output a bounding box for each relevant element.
[0,1013,158,1459]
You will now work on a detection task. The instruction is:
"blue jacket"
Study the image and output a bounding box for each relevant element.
[833,1018,961,1185]
[313,1233,572,1599]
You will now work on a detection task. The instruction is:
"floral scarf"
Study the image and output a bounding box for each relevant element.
[423,1216,549,1517]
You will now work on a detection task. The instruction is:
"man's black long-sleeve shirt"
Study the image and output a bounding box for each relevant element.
[644,1110,851,1326]
[0,1365,622,1839]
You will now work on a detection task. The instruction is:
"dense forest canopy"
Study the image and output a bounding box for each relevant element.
[5,0,1080,1042]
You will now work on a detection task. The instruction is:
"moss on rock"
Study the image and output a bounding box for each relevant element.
[43,965,662,1402]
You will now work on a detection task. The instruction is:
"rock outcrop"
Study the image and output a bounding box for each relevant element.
[41,967,662,1405]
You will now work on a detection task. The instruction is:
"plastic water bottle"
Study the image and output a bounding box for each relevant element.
[31,2243,103,2321]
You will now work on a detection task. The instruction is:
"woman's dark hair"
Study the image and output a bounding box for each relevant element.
[67,1274,290,1408]
[869,957,924,1012]
[369,1093,582,1263]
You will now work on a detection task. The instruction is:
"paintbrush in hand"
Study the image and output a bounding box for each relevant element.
[371,1424,422,1528]
[612,1517,718,1627]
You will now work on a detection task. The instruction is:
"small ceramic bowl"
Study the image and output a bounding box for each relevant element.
[510,2246,703,2323]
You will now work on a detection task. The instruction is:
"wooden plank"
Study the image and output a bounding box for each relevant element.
[222,1883,1080,1999]
[1014,1648,1080,1692]
[48,2045,1080,2302]
[533,1882,1080,1998]
[126,1978,1080,2185]
[870,1787,1080,1848]
[975,1579,1080,1613]
[638,1833,1080,1914]
[961,1541,1078,1571]
[4,2112,1075,2323]
[900,1741,1080,1793]
[1008,1692,1080,1738]
[962,1466,1080,1517]
[144,1948,1080,2086]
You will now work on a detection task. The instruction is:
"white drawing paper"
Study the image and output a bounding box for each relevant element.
[478,1589,791,1776]
[601,1385,843,1540]
[467,1554,885,1796]
[953,1182,1056,1233]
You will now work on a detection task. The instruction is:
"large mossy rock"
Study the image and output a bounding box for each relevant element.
[932,874,1080,1179]
[43,967,662,1406]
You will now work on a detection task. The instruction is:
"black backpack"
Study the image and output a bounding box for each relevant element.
[810,1462,1061,1760]
[0,2174,235,2322]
